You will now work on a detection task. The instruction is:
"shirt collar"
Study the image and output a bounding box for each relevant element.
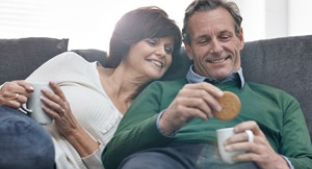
[186,65,245,88]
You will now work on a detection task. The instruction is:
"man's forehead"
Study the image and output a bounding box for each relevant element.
[187,9,236,38]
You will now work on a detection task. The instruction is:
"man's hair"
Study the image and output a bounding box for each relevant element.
[182,0,242,45]
[107,6,182,68]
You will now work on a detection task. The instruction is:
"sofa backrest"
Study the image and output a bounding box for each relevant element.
[162,35,312,141]
[0,37,69,84]
[241,35,312,141]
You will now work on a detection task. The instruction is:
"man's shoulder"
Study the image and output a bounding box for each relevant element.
[245,81,282,91]
[245,81,295,99]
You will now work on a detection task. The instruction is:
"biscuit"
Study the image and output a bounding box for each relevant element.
[212,91,241,121]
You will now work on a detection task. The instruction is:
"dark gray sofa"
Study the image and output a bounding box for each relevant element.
[0,36,311,142]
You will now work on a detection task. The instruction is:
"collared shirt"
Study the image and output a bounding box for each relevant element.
[156,64,294,169]
[186,65,245,88]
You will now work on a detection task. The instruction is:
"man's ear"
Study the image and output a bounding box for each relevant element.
[238,28,245,50]
[183,41,194,60]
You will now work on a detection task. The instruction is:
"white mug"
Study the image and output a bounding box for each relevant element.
[216,127,254,164]
[21,83,53,125]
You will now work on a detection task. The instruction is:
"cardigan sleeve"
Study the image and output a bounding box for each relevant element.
[82,140,105,169]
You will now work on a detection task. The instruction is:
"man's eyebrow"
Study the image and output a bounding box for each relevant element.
[219,30,233,35]
[196,34,210,39]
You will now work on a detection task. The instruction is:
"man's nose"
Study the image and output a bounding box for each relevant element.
[210,39,222,54]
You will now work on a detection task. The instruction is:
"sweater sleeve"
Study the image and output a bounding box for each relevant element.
[102,82,173,169]
[279,92,312,169]
[82,140,105,169]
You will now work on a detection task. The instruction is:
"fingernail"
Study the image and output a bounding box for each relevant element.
[216,105,222,112]
[224,145,231,151]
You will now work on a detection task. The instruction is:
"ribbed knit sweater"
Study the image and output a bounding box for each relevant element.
[26,52,123,169]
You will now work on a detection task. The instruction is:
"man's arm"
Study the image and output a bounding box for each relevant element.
[101,82,174,169]
[279,93,312,168]
[227,92,312,169]
[102,81,224,169]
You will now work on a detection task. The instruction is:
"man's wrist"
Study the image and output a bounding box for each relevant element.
[156,110,177,136]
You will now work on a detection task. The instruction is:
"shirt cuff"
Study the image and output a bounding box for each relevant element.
[282,155,294,169]
[156,110,177,136]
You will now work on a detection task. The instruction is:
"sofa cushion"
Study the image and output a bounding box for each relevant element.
[0,37,68,84]
[71,49,107,66]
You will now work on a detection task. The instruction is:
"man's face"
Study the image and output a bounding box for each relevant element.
[184,7,244,81]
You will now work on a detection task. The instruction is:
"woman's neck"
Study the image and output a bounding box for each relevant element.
[97,64,148,114]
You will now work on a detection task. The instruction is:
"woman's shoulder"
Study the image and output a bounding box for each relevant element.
[50,51,88,64]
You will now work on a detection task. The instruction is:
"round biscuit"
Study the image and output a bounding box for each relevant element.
[212,91,241,121]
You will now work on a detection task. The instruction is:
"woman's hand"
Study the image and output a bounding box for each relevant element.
[0,80,33,108]
[40,81,82,137]
[41,81,100,157]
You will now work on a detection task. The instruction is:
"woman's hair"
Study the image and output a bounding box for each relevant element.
[182,0,242,45]
[106,6,182,68]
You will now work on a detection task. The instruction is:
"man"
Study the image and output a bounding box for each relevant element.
[102,0,312,168]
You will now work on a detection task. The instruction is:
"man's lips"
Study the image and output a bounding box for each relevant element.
[206,56,230,63]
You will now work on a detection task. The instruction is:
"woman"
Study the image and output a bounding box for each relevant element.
[0,6,181,169]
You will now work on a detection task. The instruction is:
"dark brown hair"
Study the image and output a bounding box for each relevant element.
[182,0,242,45]
[106,6,182,68]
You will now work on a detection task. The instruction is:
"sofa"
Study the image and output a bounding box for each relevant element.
[0,36,311,143]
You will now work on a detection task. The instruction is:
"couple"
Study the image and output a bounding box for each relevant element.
[0,5,181,169]
[1,1,312,169]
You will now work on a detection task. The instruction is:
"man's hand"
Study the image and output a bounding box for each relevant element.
[159,82,223,135]
[224,121,290,169]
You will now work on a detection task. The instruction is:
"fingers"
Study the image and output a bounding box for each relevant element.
[16,81,34,92]
[234,121,265,137]
[41,82,67,105]
[40,81,69,119]
[178,82,223,113]
[0,81,33,108]
[48,81,67,100]
[159,82,224,135]
[41,101,66,119]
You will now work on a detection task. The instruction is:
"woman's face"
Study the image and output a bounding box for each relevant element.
[124,37,175,81]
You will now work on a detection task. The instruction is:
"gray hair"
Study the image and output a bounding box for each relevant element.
[182,0,242,45]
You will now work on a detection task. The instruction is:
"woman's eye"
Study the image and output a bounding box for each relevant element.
[146,39,156,45]
[165,46,173,54]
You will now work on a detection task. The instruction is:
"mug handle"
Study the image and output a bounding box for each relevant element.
[20,103,33,116]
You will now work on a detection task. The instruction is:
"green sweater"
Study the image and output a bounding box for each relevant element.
[102,78,312,169]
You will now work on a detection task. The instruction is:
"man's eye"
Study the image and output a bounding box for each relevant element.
[220,35,231,41]
[198,39,208,44]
